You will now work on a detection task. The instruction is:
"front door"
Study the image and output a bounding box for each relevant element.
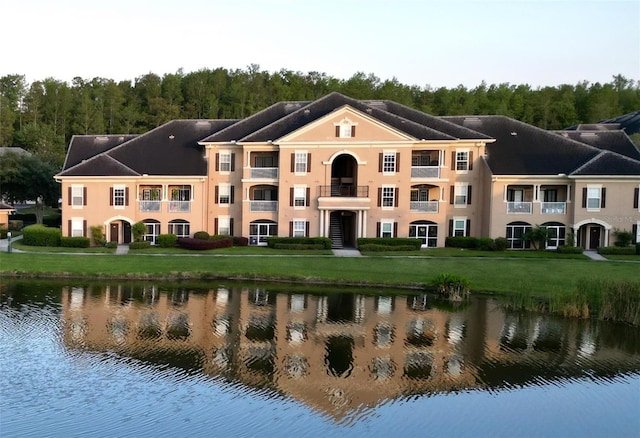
[110,223,119,243]
[589,227,601,249]
[123,222,132,243]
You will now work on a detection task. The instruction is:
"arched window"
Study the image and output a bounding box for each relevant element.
[409,220,438,247]
[506,221,531,249]
[168,219,190,238]
[542,221,566,249]
[142,219,161,244]
[249,220,277,245]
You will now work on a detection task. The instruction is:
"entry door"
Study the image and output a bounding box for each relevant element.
[123,222,132,243]
[589,227,601,249]
[110,223,119,243]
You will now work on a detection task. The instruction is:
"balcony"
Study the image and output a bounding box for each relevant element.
[411,166,440,179]
[507,202,532,214]
[410,201,438,213]
[139,200,161,212]
[168,201,191,213]
[250,167,278,179]
[541,202,567,215]
[319,185,369,197]
[250,201,278,212]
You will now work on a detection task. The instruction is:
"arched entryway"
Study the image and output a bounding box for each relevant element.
[574,219,611,250]
[108,218,132,244]
[330,154,358,196]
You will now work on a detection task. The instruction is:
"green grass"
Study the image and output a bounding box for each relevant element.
[600,254,640,261]
[361,248,588,259]
[11,241,115,253]
[129,246,334,256]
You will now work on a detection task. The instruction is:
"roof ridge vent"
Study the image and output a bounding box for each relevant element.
[463,117,482,127]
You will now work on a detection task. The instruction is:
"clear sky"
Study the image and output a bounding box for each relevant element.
[2,0,639,89]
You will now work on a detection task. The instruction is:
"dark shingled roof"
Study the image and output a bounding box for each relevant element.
[571,151,640,176]
[555,130,640,161]
[565,110,640,135]
[63,135,138,170]
[443,115,602,175]
[58,120,236,177]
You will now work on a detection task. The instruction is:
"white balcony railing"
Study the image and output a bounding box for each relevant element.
[411,166,440,178]
[139,200,161,212]
[541,202,567,214]
[250,167,278,179]
[507,202,532,214]
[410,201,439,213]
[168,201,191,213]
[250,201,278,212]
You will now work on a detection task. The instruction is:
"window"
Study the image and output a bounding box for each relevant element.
[381,186,395,208]
[543,223,565,249]
[583,186,605,210]
[382,152,397,174]
[294,152,308,174]
[71,218,85,237]
[217,216,231,236]
[71,186,84,207]
[171,186,191,201]
[112,186,126,207]
[335,117,356,138]
[249,220,277,245]
[379,220,395,238]
[450,218,468,237]
[143,220,160,244]
[293,186,307,207]
[217,184,232,204]
[218,152,232,172]
[453,183,470,206]
[635,187,639,209]
[292,219,307,237]
[409,221,438,247]
[455,151,469,171]
[506,222,531,249]
[168,220,190,237]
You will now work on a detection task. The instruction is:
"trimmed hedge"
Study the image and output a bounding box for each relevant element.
[157,234,178,248]
[193,231,210,240]
[178,237,233,250]
[129,241,152,250]
[8,220,23,231]
[637,243,640,255]
[445,236,479,249]
[60,236,91,248]
[556,245,584,254]
[106,241,118,249]
[22,224,61,247]
[233,236,249,247]
[357,238,422,250]
[597,246,636,255]
[272,243,326,250]
[0,227,7,239]
[492,237,509,251]
[359,244,419,252]
[267,237,332,250]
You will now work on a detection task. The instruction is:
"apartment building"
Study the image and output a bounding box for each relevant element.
[55,93,640,249]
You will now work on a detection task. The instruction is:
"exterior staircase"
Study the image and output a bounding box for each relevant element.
[329,215,344,249]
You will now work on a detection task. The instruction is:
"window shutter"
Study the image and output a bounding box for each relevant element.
[83,220,87,237]
[289,221,293,237]
[291,153,295,173]
[67,220,71,237]
[582,187,587,208]
[451,151,456,170]
[230,218,234,236]
[215,186,219,204]
[601,188,606,208]
[351,126,356,137]
[335,126,340,137]
[306,188,310,206]
[215,153,219,171]
[290,187,294,207]
[634,188,639,208]
[450,186,455,204]
[632,224,637,244]
[376,222,381,237]
[230,186,235,204]
[230,153,235,171]
[83,187,87,205]
[307,153,311,172]
[466,219,471,237]
[214,218,218,235]
[305,221,309,237]
[110,187,114,206]
[67,187,71,205]
[469,151,473,170]
[394,188,399,207]
[467,185,472,205]
[449,219,453,236]
[377,188,382,207]
[393,222,398,237]
[395,153,400,172]
[378,153,383,172]
[125,188,129,206]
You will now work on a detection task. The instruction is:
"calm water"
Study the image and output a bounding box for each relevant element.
[1,280,639,438]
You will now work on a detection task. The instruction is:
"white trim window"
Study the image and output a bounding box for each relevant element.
[218,183,231,205]
[218,216,231,236]
[71,218,84,237]
[219,152,232,172]
[452,217,467,237]
[144,221,160,244]
[294,186,307,208]
[335,117,357,138]
[382,186,395,208]
[454,183,469,207]
[455,151,469,171]
[506,222,531,249]
[380,220,394,238]
[71,186,84,207]
[382,152,396,174]
[294,152,308,174]
[113,186,126,207]
[293,219,307,237]
[586,186,601,210]
[168,220,190,237]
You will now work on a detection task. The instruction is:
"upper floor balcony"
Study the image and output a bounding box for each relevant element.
[249,185,278,213]
[248,151,279,180]
[507,202,532,214]
[411,150,441,179]
[505,184,568,215]
[319,185,369,198]
[410,201,439,213]
[168,201,191,213]
[250,167,278,179]
[540,202,567,215]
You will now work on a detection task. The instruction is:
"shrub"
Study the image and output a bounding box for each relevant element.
[556,245,584,254]
[8,220,23,231]
[132,222,146,242]
[272,243,326,250]
[106,241,118,249]
[178,237,232,250]
[359,244,419,252]
[60,236,91,248]
[357,238,422,250]
[597,246,635,255]
[613,229,633,247]
[129,241,151,250]
[22,224,61,247]
[267,237,333,250]
[233,236,249,246]
[637,243,640,255]
[157,234,178,248]
[492,237,509,251]
[445,236,478,249]
[43,215,62,228]
[476,237,494,251]
[193,231,210,240]
[430,273,471,301]
[0,227,7,239]
[89,225,106,247]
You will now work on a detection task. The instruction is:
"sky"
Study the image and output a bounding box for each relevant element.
[2,0,639,89]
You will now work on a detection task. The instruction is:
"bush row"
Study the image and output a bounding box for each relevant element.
[60,236,90,248]
[129,241,151,250]
[359,244,420,252]
[272,243,326,250]
[445,236,509,251]
[0,227,7,239]
[267,237,332,250]
[22,225,61,247]
[357,238,422,250]
[178,237,233,250]
[555,245,584,254]
[597,246,636,255]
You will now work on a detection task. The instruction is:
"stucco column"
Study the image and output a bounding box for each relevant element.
[362,210,367,238]
[356,210,361,238]
[319,210,325,237]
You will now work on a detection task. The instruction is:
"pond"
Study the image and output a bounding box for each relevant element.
[1,280,639,437]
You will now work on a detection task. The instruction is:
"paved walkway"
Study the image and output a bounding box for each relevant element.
[115,244,130,255]
[0,235,24,252]
[332,248,362,257]
[582,250,608,261]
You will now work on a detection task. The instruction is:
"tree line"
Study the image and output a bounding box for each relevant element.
[1,65,638,168]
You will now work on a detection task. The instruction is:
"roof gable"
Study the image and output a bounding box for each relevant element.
[556,130,640,161]
[571,150,640,176]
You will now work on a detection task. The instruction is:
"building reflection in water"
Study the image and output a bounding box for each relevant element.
[60,283,640,420]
